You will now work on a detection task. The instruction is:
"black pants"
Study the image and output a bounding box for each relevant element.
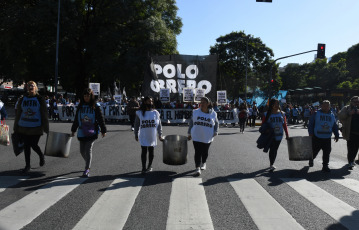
[129,114,136,128]
[23,134,43,167]
[269,140,281,166]
[347,133,359,163]
[251,115,256,127]
[239,118,246,131]
[193,141,211,168]
[312,136,331,166]
[141,146,154,170]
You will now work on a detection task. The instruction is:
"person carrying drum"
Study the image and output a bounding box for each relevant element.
[14,81,49,173]
[71,88,107,177]
[134,96,164,174]
[188,97,219,176]
[308,100,339,172]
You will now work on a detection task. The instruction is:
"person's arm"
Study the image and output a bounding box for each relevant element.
[308,112,316,136]
[134,113,140,140]
[156,111,163,139]
[213,113,219,136]
[39,96,49,134]
[71,106,80,134]
[13,97,23,132]
[0,105,7,120]
[95,105,107,135]
[332,115,340,141]
[282,115,289,138]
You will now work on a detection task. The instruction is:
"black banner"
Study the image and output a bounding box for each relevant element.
[142,54,218,101]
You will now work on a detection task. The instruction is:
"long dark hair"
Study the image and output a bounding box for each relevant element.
[140,96,154,116]
[78,88,96,109]
[265,98,281,122]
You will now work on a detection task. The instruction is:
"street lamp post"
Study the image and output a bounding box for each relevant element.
[54,0,61,96]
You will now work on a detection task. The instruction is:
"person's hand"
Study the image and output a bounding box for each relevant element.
[102,133,106,138]
[135,136,138,142]
[71,132,75,137]
[159,136,164,141]
[187,135,192,141]
[213,133,218,137]
[334,136,339,142]
[286,135,289,140]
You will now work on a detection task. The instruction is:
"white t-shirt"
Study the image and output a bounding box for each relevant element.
[136,110,161,147]
[191,109,217,143]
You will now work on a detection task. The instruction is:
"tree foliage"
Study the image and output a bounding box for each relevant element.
[209,31,275,99]
[0,0,182,96]
[280,43,359,91]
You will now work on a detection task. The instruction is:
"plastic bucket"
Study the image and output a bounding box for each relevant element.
[163,135,188,165]
[287,136,313,161]
[44,131,72,158]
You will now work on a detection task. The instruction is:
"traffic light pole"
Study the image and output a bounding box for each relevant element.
[269,49,317,98]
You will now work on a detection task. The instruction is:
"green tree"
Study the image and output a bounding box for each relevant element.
[209,31,274,99]
[346,43,359,82]
[0,0,182,96]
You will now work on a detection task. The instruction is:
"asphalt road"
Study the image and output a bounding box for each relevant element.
[0,118,359,230]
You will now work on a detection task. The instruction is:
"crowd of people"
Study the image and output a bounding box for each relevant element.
[3,80,359,178]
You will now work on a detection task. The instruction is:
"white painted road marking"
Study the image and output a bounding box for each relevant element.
[0,177,87,230]
[282,178,359,230]
[332,178,359,194]
[228,178,304,230]
[72,177,144,230]
[166,178,214,230]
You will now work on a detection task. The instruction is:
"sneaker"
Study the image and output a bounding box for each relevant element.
[309,160,314,167]
[348,162,355,170]
[82,169,90,177]
[200,163,206,170]
[131,127,134,131]
[40,155,45,167]
[195,167,201,176]
[355,159,359,165]
[269,165,276,171]
[22,166,31,173]
[146,167,153,172]
[322,166,331,172]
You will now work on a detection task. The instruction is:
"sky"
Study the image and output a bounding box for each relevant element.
[176,0,359,67]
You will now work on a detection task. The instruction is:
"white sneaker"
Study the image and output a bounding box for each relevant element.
[131,127,134,131]
[195,167,201,175]
[200,163,207,170]
[269,165,276,171]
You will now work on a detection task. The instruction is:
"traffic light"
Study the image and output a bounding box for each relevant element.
[270,79,274,83]
[317,43,326,59]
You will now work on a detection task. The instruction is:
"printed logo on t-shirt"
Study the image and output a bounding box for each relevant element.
[141,119,156,128]
[194,116,213,128]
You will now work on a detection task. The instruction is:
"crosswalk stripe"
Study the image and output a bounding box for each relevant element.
[0,177,87,230]
[0,176,29,193]
[281,178,359,230]
[332,178,359,194]
[228,178,304,230]
[72,177,144,230]
[166,178,214,230]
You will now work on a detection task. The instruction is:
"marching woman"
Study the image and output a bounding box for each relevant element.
[71,88,107,177]
[261,98,289,171]
[188,97,219,176]
[14,81,49,173]
[134,96,164,174]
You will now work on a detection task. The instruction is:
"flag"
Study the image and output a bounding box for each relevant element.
[114,81,119,95]
[123,87,126,98]
[149,58,158,80]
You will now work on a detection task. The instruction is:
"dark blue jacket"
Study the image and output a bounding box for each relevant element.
[257,122,274,153]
